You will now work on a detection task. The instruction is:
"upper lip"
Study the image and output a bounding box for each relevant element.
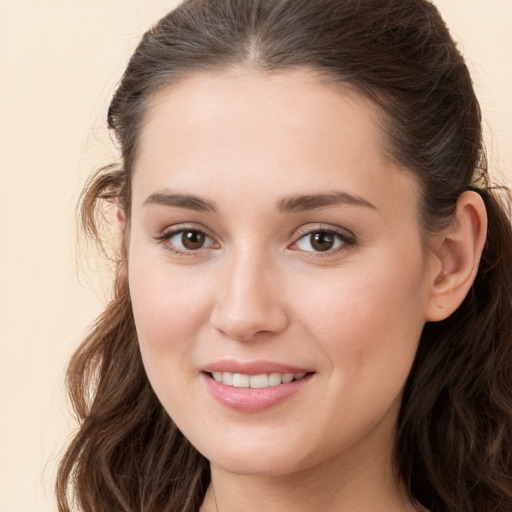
[202,360,312,375]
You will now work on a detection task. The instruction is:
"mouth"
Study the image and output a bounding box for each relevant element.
[203,369,315,412]
[206,371,312,389]
[201,361,315,411]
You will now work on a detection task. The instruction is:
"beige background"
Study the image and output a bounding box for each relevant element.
[0,1,511,510]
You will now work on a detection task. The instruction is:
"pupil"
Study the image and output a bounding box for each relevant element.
[311,232,334,251]
[182,230,205,250]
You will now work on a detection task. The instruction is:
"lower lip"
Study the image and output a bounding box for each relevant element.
[203,373,313,412]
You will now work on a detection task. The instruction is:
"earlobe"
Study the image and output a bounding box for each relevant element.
[425,191,487,322]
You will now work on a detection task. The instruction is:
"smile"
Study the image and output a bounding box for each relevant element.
[210,371,308,388]
[203,370,314,412]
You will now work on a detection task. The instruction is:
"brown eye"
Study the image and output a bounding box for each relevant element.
[181,230,206,250]
[310,232,335,252]
[160,228,215,253]
[293,228,352,254]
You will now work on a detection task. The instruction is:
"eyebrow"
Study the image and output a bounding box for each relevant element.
[143,191,217,213]
[277,191,376,213]
[142,189,376,214]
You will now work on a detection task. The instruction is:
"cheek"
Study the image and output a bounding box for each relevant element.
[128,261,215,424]
[128,254,212,366]
[292,247,428,381]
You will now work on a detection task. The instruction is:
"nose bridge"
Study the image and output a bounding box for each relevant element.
[210,243,288,341]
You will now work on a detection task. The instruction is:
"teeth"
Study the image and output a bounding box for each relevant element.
[211,371,308,388]
[268,373,282,386]
[249,374,268,388]
[222,371,233,385]
[232,373,249,387]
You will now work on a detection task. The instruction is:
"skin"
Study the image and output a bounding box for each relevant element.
[124,68,486,512]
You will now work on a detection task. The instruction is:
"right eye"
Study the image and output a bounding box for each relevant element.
[157,228,217,254]
[294,230,346,253]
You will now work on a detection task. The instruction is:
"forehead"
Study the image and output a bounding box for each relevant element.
[132,68,417,222]
[138,68,387,168]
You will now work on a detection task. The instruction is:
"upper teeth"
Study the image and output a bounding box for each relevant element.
[211,372,307,388]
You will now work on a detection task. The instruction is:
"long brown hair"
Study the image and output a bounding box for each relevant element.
[57,1,512,510]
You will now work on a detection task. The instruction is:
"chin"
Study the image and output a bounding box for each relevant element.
[190,429,320,477]
[210,452,308,477]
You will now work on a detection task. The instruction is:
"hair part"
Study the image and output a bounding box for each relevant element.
[57,1,512,511]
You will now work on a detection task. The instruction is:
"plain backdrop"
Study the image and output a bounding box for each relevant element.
[0,1,511,510]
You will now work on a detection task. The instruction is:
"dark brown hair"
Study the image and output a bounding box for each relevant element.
[57,1,512,511]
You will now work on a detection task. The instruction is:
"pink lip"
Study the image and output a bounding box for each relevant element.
[201,362,314,412]
[202,360,311,375]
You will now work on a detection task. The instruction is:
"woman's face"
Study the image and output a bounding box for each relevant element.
[128,69,435,477]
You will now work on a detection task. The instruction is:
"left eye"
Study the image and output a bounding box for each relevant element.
[165,229,215,251]
[294,230,347,253]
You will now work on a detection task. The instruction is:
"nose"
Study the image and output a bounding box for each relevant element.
[209,250,289,342]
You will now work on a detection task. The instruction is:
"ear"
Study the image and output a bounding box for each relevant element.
[425,191,487,322]
[111,198,131,260]
[114,199,126,230]
[111,197,128,250]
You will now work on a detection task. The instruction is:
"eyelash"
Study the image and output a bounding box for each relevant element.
[155,225,356,257]
[290,227,356,257]
[155,226,218,256]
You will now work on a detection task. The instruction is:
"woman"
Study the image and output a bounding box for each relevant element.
[56,0,512,511]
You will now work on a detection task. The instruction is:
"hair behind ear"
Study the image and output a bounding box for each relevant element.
[397,187,512,511]
[55,275,210,512]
